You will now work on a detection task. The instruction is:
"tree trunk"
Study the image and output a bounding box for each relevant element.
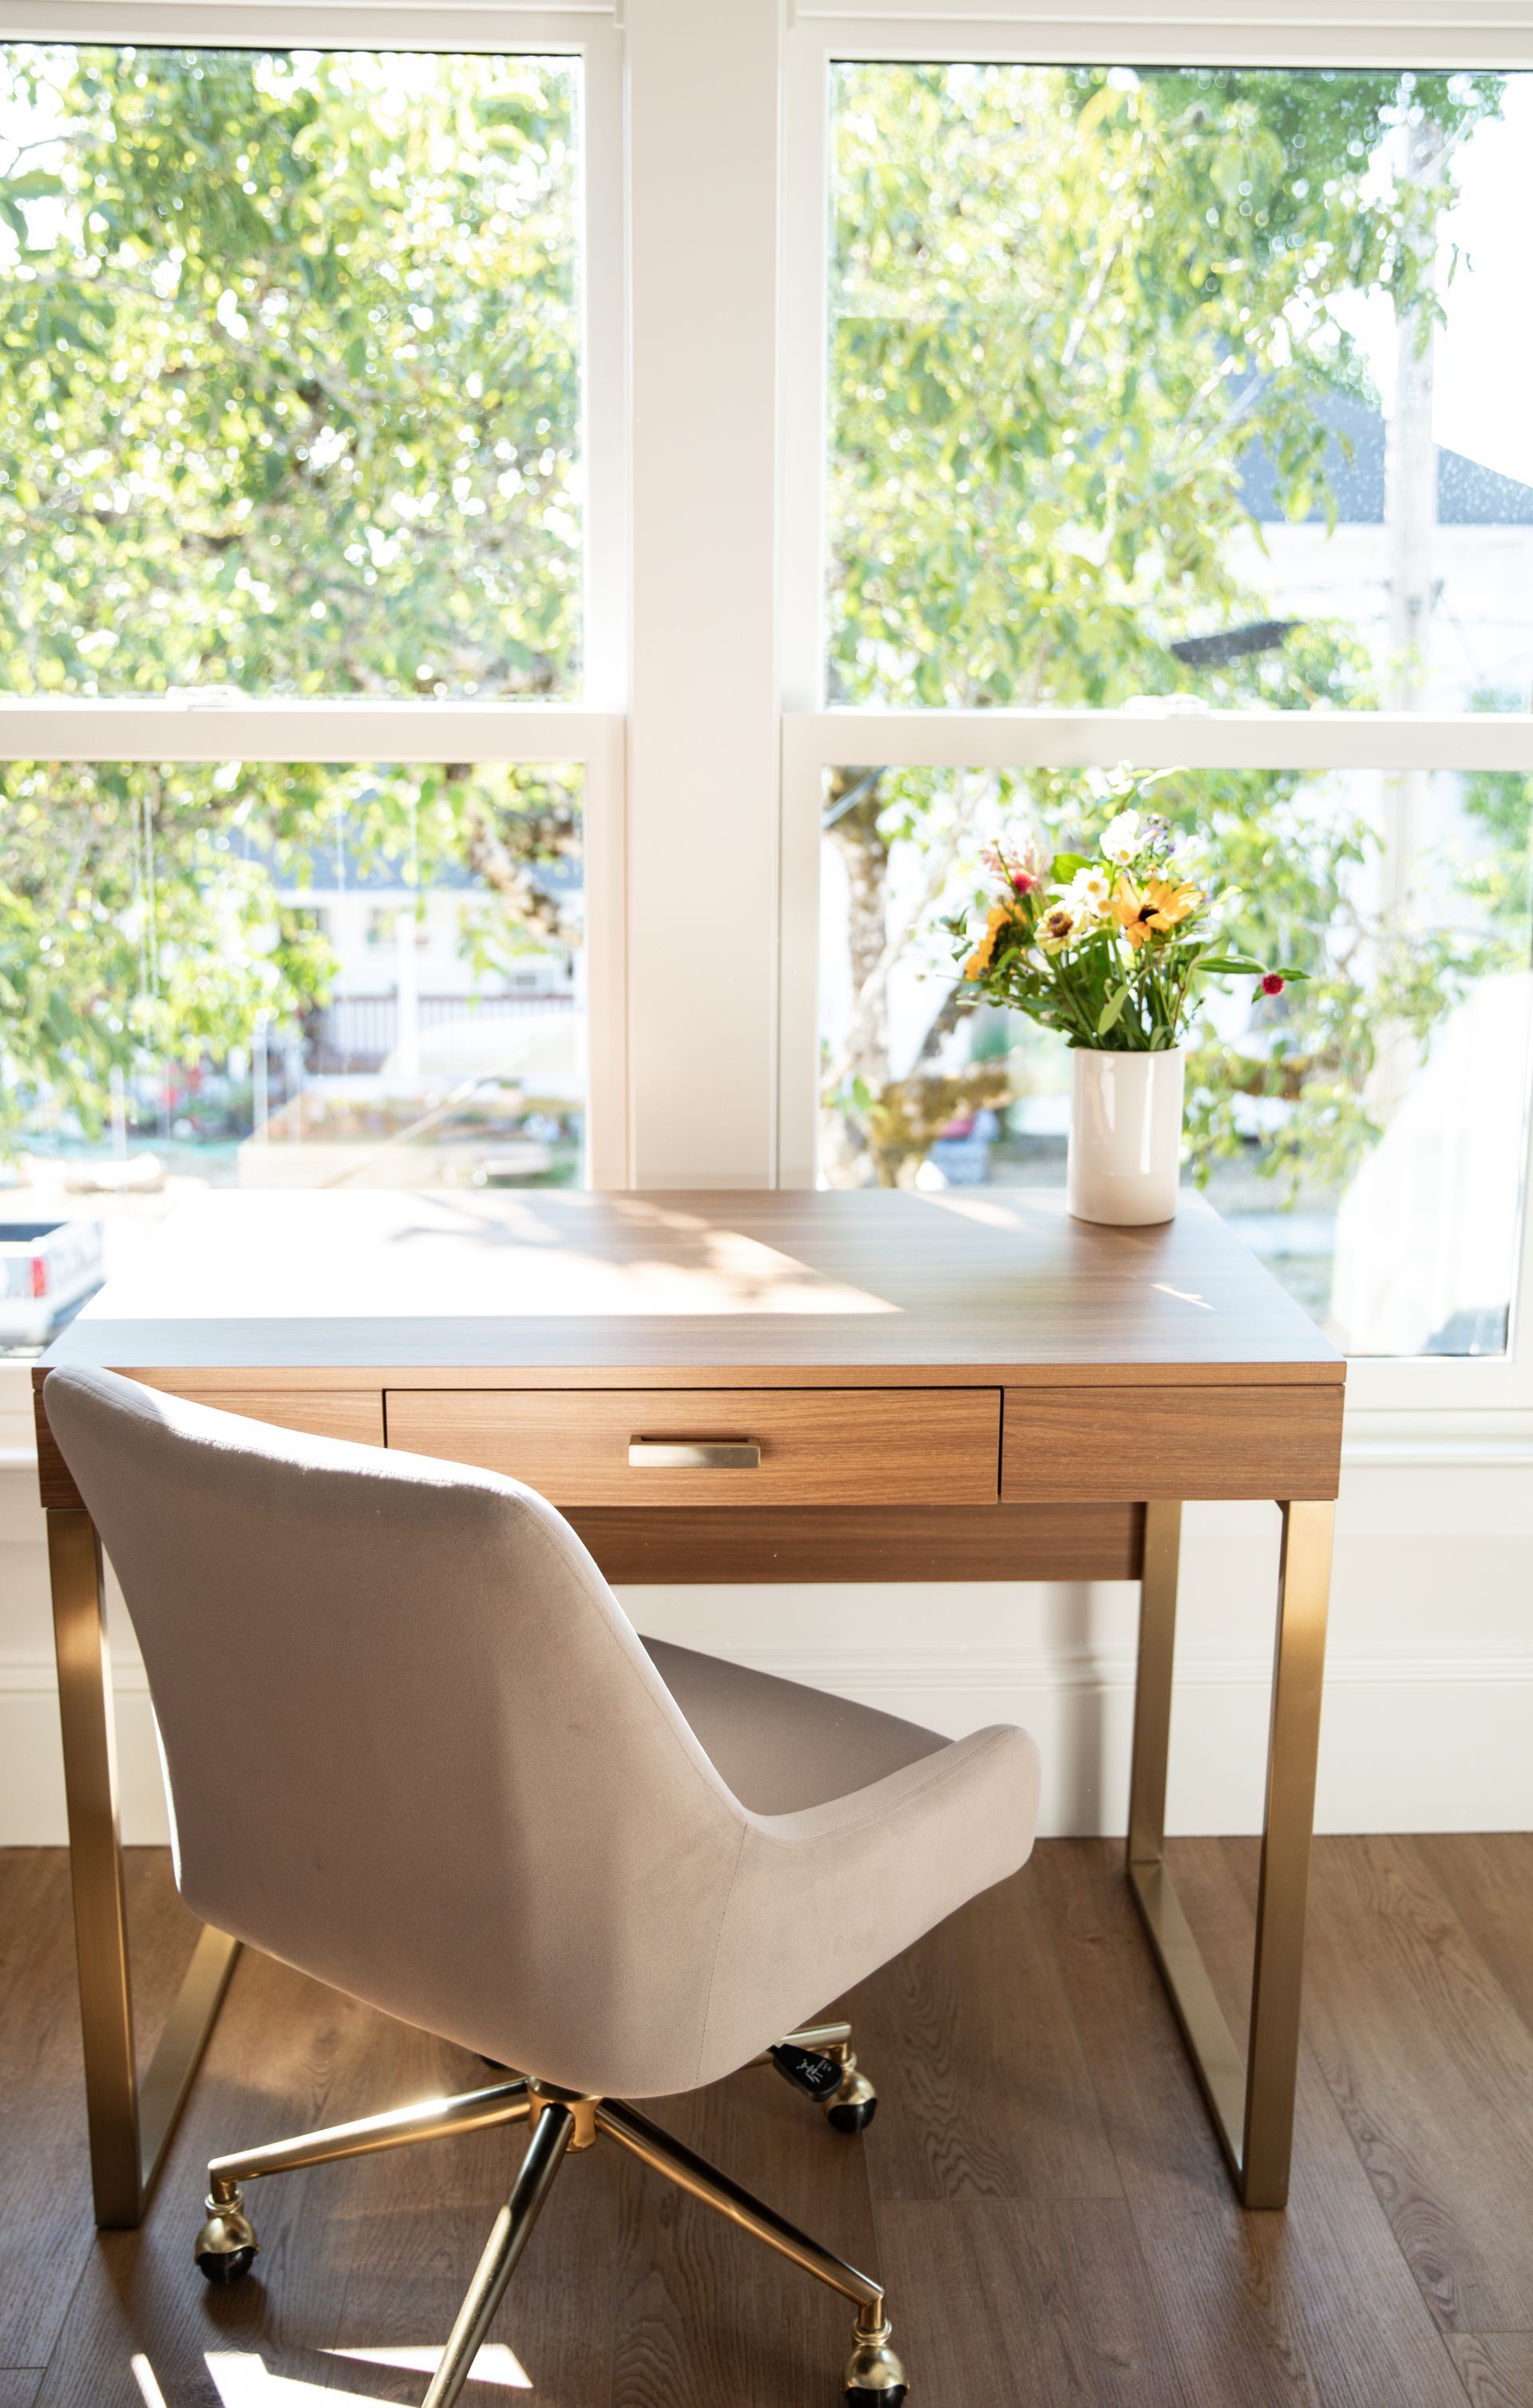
[826,771,892,1091]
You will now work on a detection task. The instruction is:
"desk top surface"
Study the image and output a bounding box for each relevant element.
[38,1187,1343,1388]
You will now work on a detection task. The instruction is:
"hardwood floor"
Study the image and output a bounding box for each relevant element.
[2,1839,1530,2406]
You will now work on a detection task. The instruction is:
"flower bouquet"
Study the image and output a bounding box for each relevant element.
[947,792,1301,1225]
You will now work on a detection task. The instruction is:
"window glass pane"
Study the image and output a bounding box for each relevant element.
[0,759,584,1352]
[828,63,1533,717]
[0,46,581,696]
[817,759,1532,1358]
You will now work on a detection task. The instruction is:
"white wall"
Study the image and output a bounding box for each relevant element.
[4,1439,1529,1845]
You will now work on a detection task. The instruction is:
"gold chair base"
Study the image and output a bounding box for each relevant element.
[194,2032,906,2408]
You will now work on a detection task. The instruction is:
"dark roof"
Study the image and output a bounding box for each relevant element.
[1238,389,1533,527]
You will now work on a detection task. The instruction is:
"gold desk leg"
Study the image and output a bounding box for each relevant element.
[1127,1499,1182,1866]
[1242,1499,1335,2207]
[49,1505,240,2227]
[1126,1498,1335,2211]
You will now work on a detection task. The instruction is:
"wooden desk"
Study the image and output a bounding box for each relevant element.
[35,1186,1344,2224]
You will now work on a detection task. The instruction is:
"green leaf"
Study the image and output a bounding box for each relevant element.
[1096,983,1130,1036]
[4,170,62,200]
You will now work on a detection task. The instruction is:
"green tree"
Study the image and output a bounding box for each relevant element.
[1457,692,1533,943]
[0,46,583,1149]
[0,44,580,695]
[823,61,1509,1188]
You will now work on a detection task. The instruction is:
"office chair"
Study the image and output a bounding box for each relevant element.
[45,1366,1041,2406]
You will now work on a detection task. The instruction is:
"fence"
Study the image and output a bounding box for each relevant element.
[305,992,576,1077]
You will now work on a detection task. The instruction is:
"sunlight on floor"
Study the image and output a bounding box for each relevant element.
[129,2342,533,2403]
[327,2342,533,2386]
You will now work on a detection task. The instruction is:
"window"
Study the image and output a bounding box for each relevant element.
[826,61,1532,718]
[0,751,591,1349]
[2,3,1531,1418]
[0,44,584,698]
[785,47,1533,1389]
[814,757,1531,1358]
[0,26,625,1359]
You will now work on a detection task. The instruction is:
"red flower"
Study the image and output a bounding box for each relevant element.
[1259,972,1285,997]
[1012,871,1041,895]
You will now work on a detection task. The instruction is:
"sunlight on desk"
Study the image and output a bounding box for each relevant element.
[75,1191,897,1321]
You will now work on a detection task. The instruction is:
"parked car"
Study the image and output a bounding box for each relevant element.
[0,1219,105,1347]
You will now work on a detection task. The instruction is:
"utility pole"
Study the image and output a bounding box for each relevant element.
[1381,107,1444,929]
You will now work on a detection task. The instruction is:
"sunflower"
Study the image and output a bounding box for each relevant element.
[1110,875,1202,949]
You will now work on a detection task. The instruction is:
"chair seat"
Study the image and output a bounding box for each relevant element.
[643,1637,946,1815]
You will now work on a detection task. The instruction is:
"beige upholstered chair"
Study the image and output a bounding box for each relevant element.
[45,1365,1041,2408]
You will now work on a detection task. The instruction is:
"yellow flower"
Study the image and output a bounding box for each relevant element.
[1110,874,1202,949]
[964,900,1021,980]
[1038,902,1077,953]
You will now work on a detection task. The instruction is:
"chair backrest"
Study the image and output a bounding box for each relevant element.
[43,1366,753,2097]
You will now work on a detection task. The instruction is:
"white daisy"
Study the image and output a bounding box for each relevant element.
[1064,865,1111,919]
[1100,807,1141,865]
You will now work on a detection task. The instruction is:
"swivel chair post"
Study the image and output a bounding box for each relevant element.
[422,2100,575,2408]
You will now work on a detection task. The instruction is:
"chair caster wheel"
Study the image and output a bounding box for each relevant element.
[194,2192,259,2285]
[197,2244,256,2286]
[844,2317,907,2401]
[824,2069,877,2134]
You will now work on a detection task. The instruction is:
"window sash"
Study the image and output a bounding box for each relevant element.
[0,14,631,1177]
[0,701,631,1188]
[780,20,1533,1415]
[779,708,1533,1412]
[790,7,1533,73]
[0,10,628,712]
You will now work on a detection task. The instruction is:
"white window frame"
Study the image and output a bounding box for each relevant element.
[2,0,1533,1438]
[777,3,1533,1428]
[0,2,631,1184]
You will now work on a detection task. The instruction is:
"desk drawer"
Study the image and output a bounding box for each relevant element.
[386,1387,1001,1507]
[1001,1383,1343,1502]
[149,1386,386,1449]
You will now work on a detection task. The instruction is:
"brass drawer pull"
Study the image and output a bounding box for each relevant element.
[628,1438,761,1470]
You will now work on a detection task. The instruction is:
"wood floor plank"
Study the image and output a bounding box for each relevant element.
[1040,1839,1472,2408]
[1293,1835,1533,2335]
[838,1863,1123,2202]
[874,2198,1192,2407]
[0,1848,204,2374]
[15,1841,1532,2407]
[1412,1835,1533,2036]
[33,1939,398,2408]
[610,2045,880,2408]
[1446,2335,1533,2408]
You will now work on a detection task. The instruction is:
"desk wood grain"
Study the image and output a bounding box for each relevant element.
[36,1187,1345,1382]
[1002,1383,1345,1503]
[386,1386,1000,1507]
[568,1504,1143,1584]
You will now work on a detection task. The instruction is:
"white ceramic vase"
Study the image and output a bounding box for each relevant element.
[1067,1046,1186,1227]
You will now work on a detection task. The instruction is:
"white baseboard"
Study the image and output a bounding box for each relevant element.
[2,1633,1528,1845]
